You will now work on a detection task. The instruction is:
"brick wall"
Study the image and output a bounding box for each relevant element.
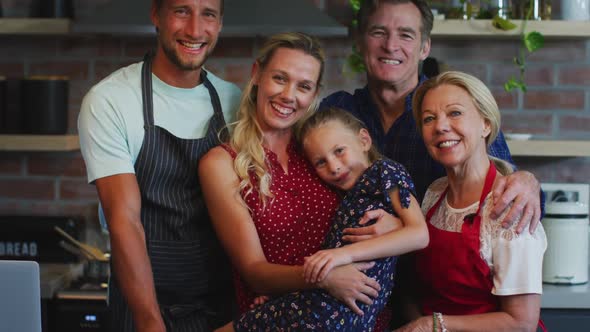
[1,0,589,243]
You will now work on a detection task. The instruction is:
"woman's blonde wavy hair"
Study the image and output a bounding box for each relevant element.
[228,32,326,206]
[412,71,513,175]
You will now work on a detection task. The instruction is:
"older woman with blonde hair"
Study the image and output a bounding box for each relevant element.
[396,71,547,332]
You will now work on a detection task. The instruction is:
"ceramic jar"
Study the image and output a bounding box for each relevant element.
[561,0,590,21]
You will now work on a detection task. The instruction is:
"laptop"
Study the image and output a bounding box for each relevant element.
[0,260,42,332]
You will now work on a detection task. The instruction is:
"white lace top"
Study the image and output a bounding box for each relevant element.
[422,177,547,296]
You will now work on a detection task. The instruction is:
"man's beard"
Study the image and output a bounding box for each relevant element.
[161,42,210,71]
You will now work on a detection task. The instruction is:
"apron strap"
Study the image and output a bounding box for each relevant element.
[461,160,497,282]
[426,160,497,223]
[141,51,228,140]
[474,160,497,218]
[461,160,496,233]
[200,70,229,142]
[538,318,548,332]
[141,51,156,127]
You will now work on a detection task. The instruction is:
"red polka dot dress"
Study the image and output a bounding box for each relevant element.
[221,140,339,313]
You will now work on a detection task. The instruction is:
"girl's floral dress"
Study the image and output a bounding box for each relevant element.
[234,158,416,332]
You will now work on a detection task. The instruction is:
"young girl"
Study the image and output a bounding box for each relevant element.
[229,107,429,331]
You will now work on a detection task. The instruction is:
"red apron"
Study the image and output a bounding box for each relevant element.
[415,160,499,315]
[414,161,547,331]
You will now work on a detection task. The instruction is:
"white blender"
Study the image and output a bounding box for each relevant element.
[541,183,589,284]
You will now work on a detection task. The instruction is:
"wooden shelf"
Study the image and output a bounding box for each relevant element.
[507,140,590,157]
[0,18,71,35]
[0,135,80,151]
[432,19,590,38]
[0,18,588,38]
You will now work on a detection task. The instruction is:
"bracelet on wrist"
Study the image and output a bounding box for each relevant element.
[434,312,448,332]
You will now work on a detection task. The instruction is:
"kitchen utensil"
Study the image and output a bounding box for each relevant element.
[54,226,107,262]
[84,259,110,282]
[59,240,93,260]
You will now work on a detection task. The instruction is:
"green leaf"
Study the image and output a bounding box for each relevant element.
[504,78,527,92]
[349,0,362,12]
[492,15,517,31]
[503,82,513,92]
[504,78,517,92]
[346,51,365,74]
[524,31,544,52]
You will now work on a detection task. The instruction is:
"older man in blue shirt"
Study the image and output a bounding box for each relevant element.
[321,0,542,232]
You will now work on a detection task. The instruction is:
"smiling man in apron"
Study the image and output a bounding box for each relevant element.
[78,1,241,331]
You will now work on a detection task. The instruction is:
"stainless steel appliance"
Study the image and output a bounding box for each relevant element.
[52,275,108,332]
[0,215,109,331]
[541,183,590,284]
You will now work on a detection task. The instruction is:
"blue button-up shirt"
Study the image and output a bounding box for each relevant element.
[320,78,514,201]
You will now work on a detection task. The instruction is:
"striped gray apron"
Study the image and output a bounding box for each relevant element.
[108,52,233,332]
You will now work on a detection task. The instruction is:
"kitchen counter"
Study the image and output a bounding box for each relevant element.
[542,265,590,309]
[38,263,589,306]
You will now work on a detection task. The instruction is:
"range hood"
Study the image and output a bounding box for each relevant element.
[72,0,348,37]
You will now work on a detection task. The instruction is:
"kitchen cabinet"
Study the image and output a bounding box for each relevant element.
[540,266,590,331]
[540,309,590,331]
[0,18,70,34]
[0,135,79,151]
[507,140,590,157]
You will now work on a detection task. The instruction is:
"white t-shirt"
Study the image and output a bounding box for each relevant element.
[422,177,547,296]
[78,62,241,184]
[78,62,241,229]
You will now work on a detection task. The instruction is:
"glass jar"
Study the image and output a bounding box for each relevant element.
[489,0,513,19]
[500,0,513,18]
[511,0,552,20]
[462,0,482,19]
